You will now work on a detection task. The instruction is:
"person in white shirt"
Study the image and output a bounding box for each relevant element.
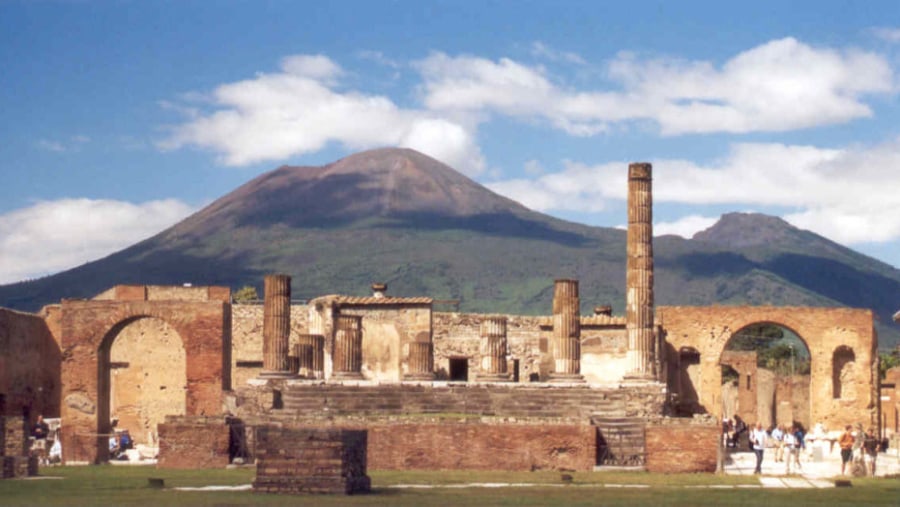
[783,430,797,474]
[771,424,784,462]
[750,423,768,474]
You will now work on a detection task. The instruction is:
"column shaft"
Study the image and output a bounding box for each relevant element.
[626,163,656,379]
[333,315,363,379]
[261,274,294,378]
[551,279,583,381]
[479,317,510,381]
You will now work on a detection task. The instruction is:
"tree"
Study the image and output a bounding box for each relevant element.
[233,285,259,303]
[880,350,900,380]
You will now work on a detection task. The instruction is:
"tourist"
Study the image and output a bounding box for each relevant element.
[862,427,878,477]
[783,426,800,474]
[31,415,50,456]
[750,422,768,474]
[791,422,805,471]
[732,415,747,449]
[32,414,49,441]
[838,424,855,475]
[771,424,784,462]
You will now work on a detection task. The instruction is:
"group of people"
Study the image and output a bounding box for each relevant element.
[747,421,806,474]
[838,424,880,477]
[723,416,883,476]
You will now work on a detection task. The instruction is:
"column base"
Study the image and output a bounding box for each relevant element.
[622,371,656,382]
[403,372,436,381]
[258,371,297,380]
[332,371,365,380]
[548,373,585,383]
[477,373,511,382]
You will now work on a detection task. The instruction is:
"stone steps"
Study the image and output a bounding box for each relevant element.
[279,384,630,420]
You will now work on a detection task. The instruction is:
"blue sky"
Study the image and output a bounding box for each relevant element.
[2,0,900,284]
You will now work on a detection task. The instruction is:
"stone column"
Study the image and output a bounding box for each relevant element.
[296,334,324,379]
[333,315,363,379]
[479,316,510,381]
[550,279,583,382]
[626,163,656,379]
[404,342,435,381]
[261,274,294,378]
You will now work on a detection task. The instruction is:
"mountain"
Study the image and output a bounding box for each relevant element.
[2,147,899,348]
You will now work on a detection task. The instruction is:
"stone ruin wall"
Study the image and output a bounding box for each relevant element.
[106,317,187,446]
[338,304,431,382]
[0,308,60,420]
[231,304,310,388]
[432,312,630,383]
[659,305,878,432]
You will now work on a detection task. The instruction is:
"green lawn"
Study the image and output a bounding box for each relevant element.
[0,466,897,507]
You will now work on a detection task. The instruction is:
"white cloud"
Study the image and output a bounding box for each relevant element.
[36,135,90,153]
[530,41,587,65]
[160,54,485,175]
[417,38,894,136]
[0,198,195,284]
[870,27,900,43]
[486,139,900,245]
[655,215,720,238]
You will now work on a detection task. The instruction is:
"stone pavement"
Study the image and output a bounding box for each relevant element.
[724,448,900,481]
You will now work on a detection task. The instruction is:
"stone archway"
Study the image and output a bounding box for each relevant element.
[99,316,187,456]
[60,296,229,464]
[658,305,877,433]
[719,322,811,430]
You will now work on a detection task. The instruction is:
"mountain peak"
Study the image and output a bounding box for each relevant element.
[182,147,528,233]
[692,212,801,248]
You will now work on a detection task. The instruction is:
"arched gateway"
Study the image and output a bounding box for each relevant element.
[659,306,878,432]
[59,285,231,464]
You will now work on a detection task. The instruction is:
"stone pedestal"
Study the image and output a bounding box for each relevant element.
[479,316,510,382]
[253,427,371,495]
[333,315,363,380]
[404,342,435,381]
[625,163,656,380]
[550,279,583,382]
[260,274,294,379]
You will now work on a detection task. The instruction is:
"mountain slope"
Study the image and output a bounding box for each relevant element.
[2,148,899,347]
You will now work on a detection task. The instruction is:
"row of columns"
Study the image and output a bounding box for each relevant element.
[256,162,656,382]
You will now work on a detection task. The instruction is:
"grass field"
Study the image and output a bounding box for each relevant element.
[1,467,899,507]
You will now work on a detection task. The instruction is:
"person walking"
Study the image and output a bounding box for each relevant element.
[771,424,784,462]
[783,428,799,474]
[838,425,855,475]
[862,427,878,477]
[751,423,768,474]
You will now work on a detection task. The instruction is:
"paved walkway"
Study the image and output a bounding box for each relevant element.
[724,448,900,481]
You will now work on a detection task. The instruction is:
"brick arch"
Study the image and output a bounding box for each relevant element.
[60,298,229,464]
[658,306,877,432]
[97,314,188,460]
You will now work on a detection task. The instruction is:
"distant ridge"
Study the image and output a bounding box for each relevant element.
[2,147,898,348]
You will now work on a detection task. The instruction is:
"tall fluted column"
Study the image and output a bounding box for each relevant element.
[550,279,584,382]
[404,342,435,381]
[333,315,363,379]
[261,274,294,378]
[479,316,510,381]
[626,163,656,379]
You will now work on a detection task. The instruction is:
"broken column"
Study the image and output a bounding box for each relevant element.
[479,316,510,381]
[261,274,294,378]
[333,315,363,379]
[296,334,324,379]
[625,163,656,379]
[404,342,435,381]
[550,279,583,382]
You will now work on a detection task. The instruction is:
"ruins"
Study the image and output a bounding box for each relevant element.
[0,163,884,475]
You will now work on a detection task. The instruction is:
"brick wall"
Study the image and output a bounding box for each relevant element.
[366,423,595,471]
[645,422,719,473]
[0,308,61,419]
[1,416,36,478]
[253,427,370,495]
[156,417,230,469]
